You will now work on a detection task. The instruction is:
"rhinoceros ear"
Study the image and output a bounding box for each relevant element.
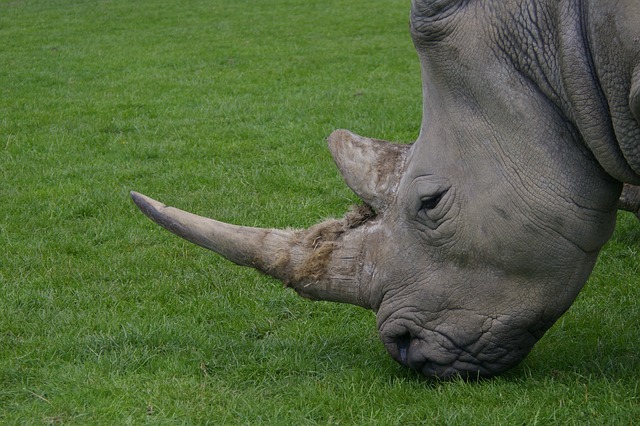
[328,130,411,212]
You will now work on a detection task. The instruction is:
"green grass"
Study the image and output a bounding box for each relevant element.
[1,0,638,423]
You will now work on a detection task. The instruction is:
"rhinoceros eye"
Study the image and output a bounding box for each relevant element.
[416,189,449,229]
[404,177,454,231]
[419,190,447,212]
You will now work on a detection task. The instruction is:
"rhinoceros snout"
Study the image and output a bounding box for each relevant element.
[382,326,499,380]
[387,341,491,379]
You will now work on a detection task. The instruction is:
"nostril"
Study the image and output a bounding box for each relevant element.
[396,333,412,365]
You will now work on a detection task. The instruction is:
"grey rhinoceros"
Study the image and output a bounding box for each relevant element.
[131,0,640,379]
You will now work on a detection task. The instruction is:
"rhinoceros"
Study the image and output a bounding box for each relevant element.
[131,0,640,379]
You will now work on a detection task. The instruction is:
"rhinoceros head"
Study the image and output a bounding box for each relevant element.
[132,0,640,378]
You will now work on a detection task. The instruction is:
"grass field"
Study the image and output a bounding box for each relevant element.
[1,0,639,423]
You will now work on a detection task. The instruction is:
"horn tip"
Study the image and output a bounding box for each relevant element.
[130,190,142,203]
[130,190,148,207]
[130,191,164,218]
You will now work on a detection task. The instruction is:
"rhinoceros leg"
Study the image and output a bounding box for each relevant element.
[618,184,640,220]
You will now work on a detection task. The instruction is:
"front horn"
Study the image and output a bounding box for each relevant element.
[131,191,374,308]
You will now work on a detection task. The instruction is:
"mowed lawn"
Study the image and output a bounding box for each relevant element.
[1,0,638,423]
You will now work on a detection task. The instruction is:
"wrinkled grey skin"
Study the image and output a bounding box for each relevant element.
[132,0,640,379]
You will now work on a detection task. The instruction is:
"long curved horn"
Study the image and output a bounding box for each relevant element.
[131,191,292,270]
[131,191,373,308]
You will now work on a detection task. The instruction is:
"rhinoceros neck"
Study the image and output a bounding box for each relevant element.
[580,0,640,184]
[555,0,640,184]
[499,0,640,184]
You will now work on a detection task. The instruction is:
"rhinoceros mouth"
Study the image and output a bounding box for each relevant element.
[385,334,496,379]
[380,320,513,379]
